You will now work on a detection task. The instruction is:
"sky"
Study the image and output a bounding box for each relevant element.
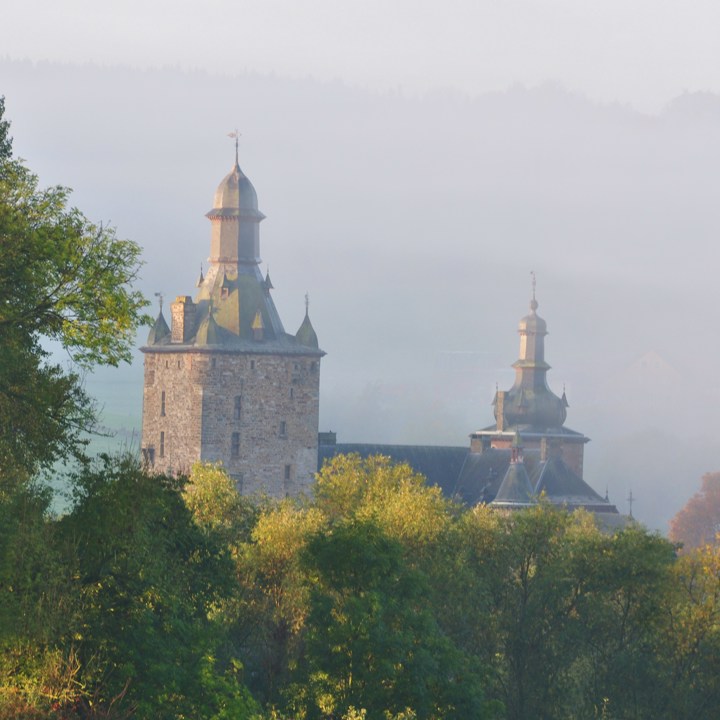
[3,2,720,529]
[4,0,720,113]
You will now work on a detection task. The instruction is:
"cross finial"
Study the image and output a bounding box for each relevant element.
[228,129,241,166]
[627,489,635,518]
[154,291,164,314]
[305,292,310,315]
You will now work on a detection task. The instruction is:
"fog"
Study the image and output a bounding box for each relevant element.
[3,58,720,530]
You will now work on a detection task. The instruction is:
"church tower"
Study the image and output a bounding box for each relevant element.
[140,147,324,496]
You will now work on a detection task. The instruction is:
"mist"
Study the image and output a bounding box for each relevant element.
[3,58,720,530]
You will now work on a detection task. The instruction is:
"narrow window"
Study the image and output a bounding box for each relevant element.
[233,395,241,420]
[165,360,169,368]
[160,390,166,416]
[177,360,181,369]
[211,357,216,369]
[310,362,318,373]
[284,464,291,480]
[290,387,294,400]
[294,363,299,371]
[231,432,240,457]
[279,420,287,438]
[159,431,165,458]
[250,360,255,370]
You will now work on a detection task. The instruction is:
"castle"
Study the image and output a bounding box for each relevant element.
[320,287,619,517]
[140,146,323,496]
[141,149,617,517]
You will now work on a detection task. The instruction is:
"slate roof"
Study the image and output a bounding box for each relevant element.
[492,458,536,507]
[317,443,468,497]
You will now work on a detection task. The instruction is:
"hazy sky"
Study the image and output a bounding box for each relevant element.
[4,0,720,112]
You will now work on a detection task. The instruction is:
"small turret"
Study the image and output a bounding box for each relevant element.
[296,293,319,349]
[494,275,567,430]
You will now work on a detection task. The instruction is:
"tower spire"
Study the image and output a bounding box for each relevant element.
[228,129,240,167]
[530,270,538,312]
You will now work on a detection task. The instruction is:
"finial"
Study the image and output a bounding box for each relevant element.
[196,263,204,288]
[227,129,241,166]
[530,270,538,312]
[305,292,310,316]
[154,291,164,314]
[605,485,609,502]
[627,489,635,519]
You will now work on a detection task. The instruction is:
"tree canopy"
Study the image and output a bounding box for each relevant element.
[670,472,720,551]
[0,97,149,475]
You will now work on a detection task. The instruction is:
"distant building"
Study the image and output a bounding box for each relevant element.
[141,149,323,496]
[321,289,618,516]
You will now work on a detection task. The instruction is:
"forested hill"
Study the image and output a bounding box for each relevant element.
[3,59,720,529]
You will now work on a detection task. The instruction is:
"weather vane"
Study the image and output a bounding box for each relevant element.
[228,129,241,164]
[154,291,164,313]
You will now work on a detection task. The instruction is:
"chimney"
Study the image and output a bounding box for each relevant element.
[496,391,507,431]
[540,437,549,462]
[171,296,196,343]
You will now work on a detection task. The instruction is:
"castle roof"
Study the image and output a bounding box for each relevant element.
[147,309,170,345]
[143,152,322,356]
[206,160,265,221]
[492,456,536,508]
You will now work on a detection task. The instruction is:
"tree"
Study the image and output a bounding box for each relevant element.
[0,97,148,475]
[289,519,491,720]
[670,472,720,551]
[60,454,258,718]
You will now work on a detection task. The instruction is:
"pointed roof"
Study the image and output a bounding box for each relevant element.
[195,310,222,346]
[251,310,264,331]
[264,269,274,292]
[531,455,612,510]
[296,295,319,349]
[492,460,536,507]
[147,310,170,345]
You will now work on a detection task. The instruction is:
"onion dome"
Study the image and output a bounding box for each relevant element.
[147,309,170,345]
[518,296,547,335]
[206,160,263,219]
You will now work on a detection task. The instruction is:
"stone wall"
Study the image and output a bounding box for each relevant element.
[141,349,321,497]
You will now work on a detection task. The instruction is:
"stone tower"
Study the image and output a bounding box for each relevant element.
[140,149,324,497]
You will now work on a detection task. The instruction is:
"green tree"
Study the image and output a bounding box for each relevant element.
[61,455,258,718]
[0,97,148,475]
[290,519,491,720]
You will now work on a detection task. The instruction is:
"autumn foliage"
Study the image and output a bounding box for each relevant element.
[669,472,720,551]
